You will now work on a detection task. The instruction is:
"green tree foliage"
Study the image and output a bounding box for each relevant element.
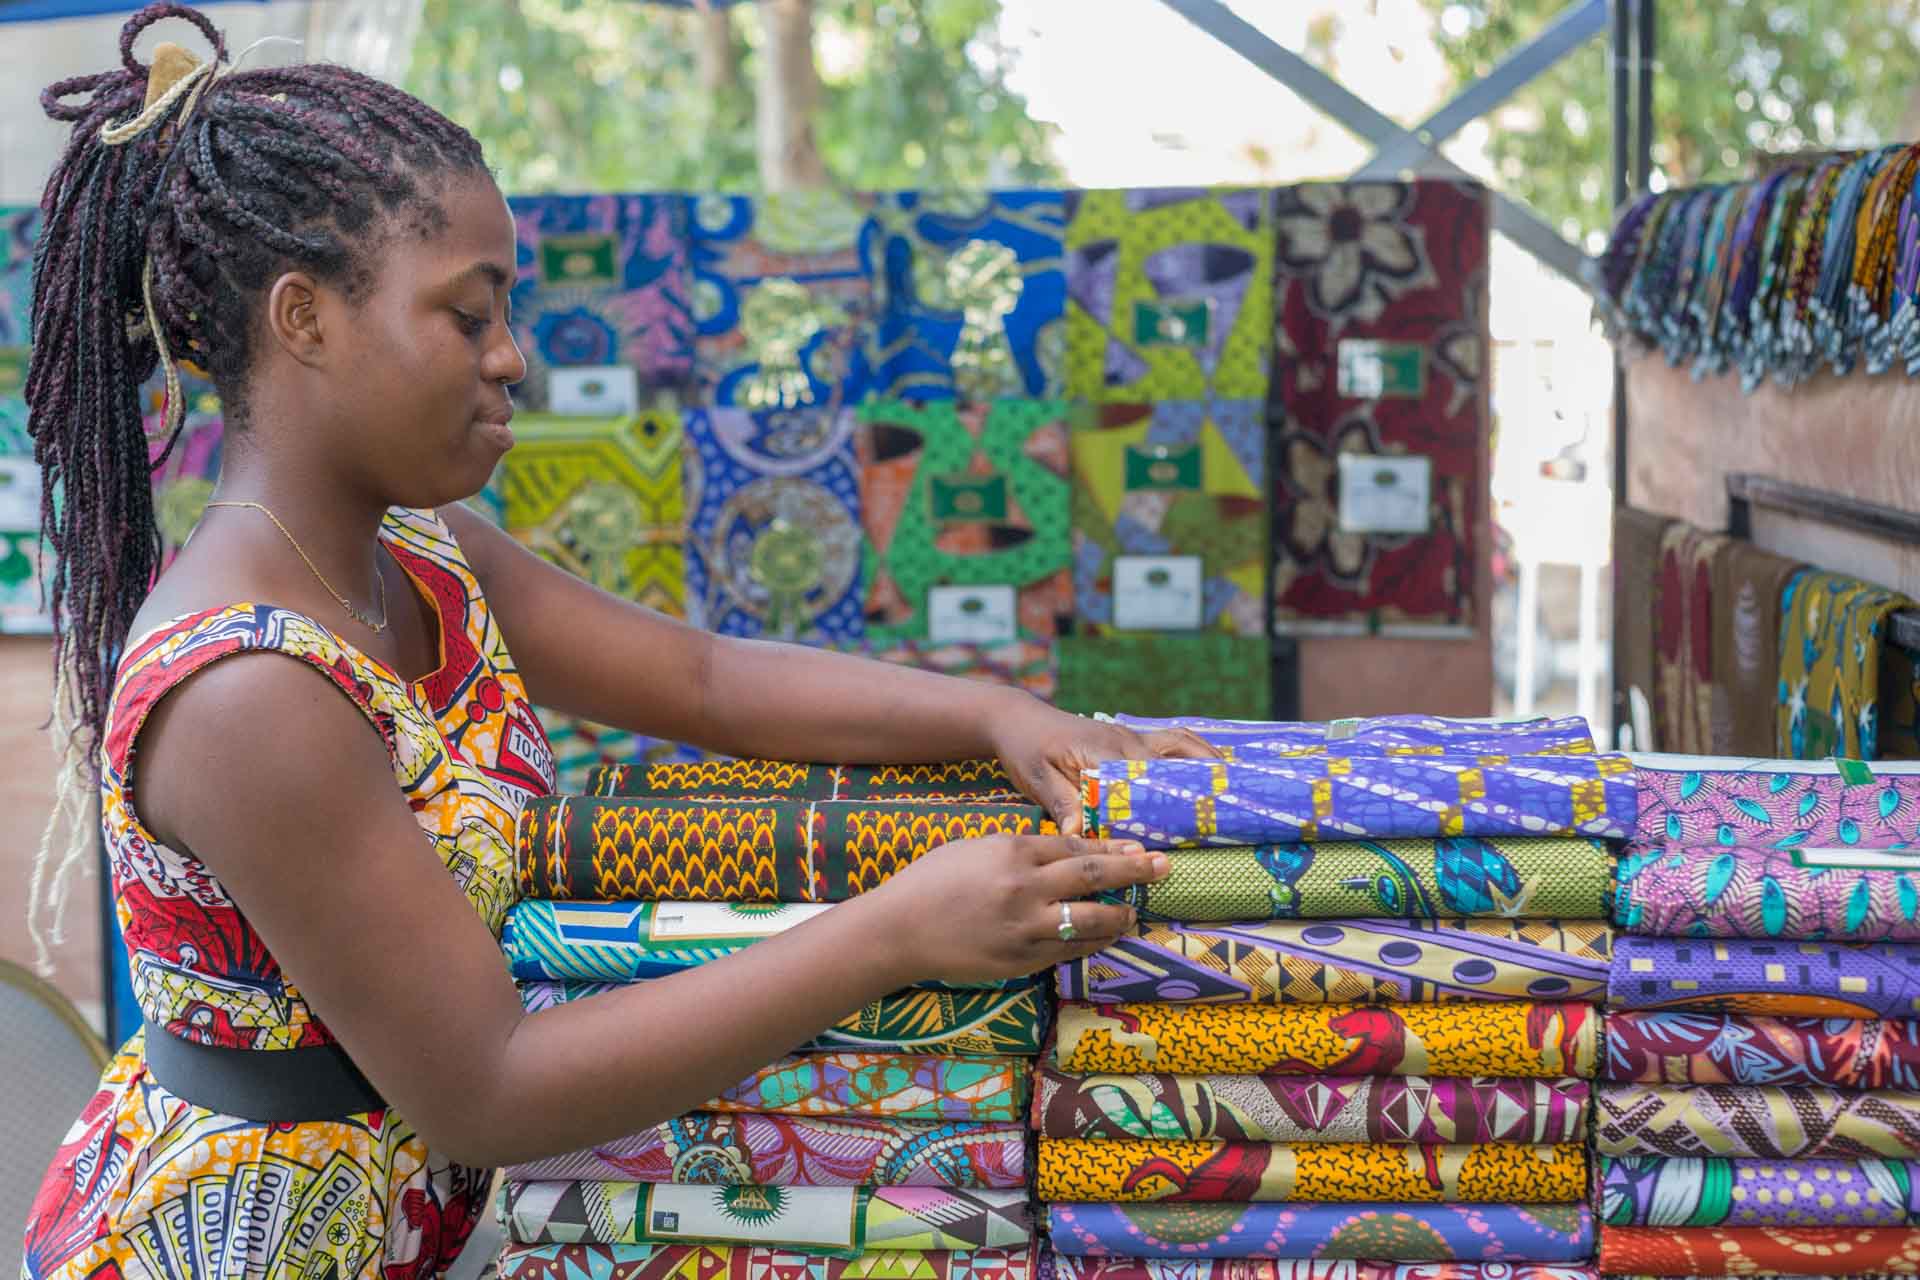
[404,0,1061,194]
[1422,1,1920,243]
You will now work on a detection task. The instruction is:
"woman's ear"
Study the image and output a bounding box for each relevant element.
[264,271,326,368]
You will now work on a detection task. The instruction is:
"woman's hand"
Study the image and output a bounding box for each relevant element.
[986,699,1222,833]
[864,833,1169,986]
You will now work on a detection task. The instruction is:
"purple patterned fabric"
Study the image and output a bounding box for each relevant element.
[1615,844,1920,941]
[1632,754,1920,848]
[1610,937,1920,1018]
[1038,1255,1601,1280]
[1088,756,1637,848]
[1601,1155,1920,1227]
[1045,1202,1594,1261]
[1112,715,1597,758]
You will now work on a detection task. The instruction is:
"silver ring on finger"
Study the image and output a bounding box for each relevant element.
[1057,901,1077,943]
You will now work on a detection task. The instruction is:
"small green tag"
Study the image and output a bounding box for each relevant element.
[1124,443,1203,492]
[1133,299,1211,347]
[929,473,1009,523]
[1326,717,1361,741]
[540,232,620,287]
[1834,758,1875,786]
[1338,340,1428,399]
[0,348,26,398]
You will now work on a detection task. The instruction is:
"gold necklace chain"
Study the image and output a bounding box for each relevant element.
[204,501,390,632]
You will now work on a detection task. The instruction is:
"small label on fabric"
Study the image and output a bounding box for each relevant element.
[928,584,1018,645]
[1835,757,1875,786]
[1132,298,1212,347]
[1337,339,1427,399]
[1793,847,1920,870]
[1123,442,1203,492]
[1337,453,1432,534]
[1327,718,1361,741]
[642,1185,859,1248]
[649,902,831,941]
[928,472,1010,523]
[549,364,640,416]
[1113,555,1204,631]
[539,231,620,286]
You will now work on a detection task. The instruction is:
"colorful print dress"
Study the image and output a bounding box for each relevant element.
[23,507,557,1280]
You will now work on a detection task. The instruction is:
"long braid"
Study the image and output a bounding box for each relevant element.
[25,1,487,968]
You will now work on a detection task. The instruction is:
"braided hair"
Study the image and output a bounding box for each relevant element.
[26,2,489,963]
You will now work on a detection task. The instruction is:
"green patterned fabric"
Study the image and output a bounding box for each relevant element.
[857,397,1075,647]
[1056,633,1270,719]
[1100,838,1615,922]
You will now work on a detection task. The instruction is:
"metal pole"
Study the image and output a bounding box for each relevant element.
[1608,0,1631,743]
[1634,0,1656,195]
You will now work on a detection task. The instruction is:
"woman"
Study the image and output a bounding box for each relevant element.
[21,6,1208,1276]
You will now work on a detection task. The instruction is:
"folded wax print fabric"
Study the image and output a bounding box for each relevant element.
[1063,187,1274,403]
[1108,714,1596,758]
[1068,399,1269,639]
[1045,1202,1594,1261]
[1035,1139,1585,1203]
[1084,755,1636,848]
[587,759,1022,804]
[523,981,1044,1056]
[1055,919,1611,1004]
[1609,937,1920,1018]
[1051,1001,1599,1079]
[1711,540,1805,756]
[1652,520,1729,757]
[1601,1156,1920,1227]
[504,193,695,408]
[1599,1226,1920,1277]
[498,1245,1037,1280]
[1615,845,1920,941]
[866,190,1068,403]
[1631,753,1920,848]
[1779,570,1916,761]
[1615,508,1673,743]
[503,1182,1032,1252]
[505,1114,1028,1188]
[1038,1260,1599,1280]
[1054,633,1271,721]
[503,901,1007,990]
[1604,1011,1920,1090]
[1099,840,1614,923]
[1032,1070,1589,1144]
[1597,1083,1920,1159]
[707,1054,1029,1122]
[516,797,1050,902]
[856,397,1076,649]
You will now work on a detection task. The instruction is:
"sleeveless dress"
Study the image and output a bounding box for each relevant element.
[23,507,558,1280]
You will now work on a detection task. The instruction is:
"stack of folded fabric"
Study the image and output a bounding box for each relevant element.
[1038,714,1628,1279]
[496,759,1049,1280]
[1603,752,1920,1278]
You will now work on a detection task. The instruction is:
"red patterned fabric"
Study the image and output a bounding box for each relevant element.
[1269,181,1488,633]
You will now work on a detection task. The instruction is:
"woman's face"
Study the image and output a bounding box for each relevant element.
[321,169,526,509]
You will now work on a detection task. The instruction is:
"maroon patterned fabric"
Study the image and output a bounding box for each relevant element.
[1268,180,1489,633]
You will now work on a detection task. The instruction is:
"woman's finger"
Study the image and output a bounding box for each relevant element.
[1145,727,1222,760]
[1017,760,1086,835]
[1033,846,1167,900]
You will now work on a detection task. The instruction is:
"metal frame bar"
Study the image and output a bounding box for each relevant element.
[1356,0,1609,179]
[1158,0,1595,288]
[1726,473,1920,653]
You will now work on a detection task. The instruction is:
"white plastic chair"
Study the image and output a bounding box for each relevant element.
[0,961,109,1280]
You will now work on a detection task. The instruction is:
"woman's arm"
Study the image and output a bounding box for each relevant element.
[444,503,1215,823]
[135,653,1161,1169]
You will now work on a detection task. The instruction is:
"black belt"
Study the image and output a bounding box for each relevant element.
[144,1021,387,1124]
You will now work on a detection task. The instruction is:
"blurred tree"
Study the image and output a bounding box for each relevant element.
[404,0,1061,193]
[1422,0,1920,244]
